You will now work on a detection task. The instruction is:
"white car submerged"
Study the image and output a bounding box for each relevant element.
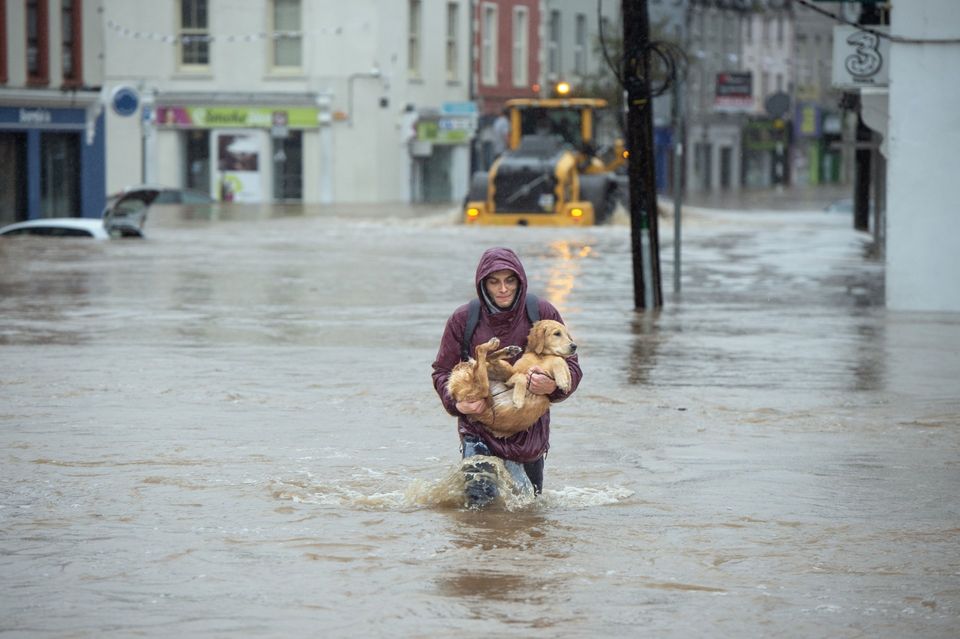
[0,185,213,240]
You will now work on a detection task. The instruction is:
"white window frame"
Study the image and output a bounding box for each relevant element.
[409,0,422,78]
[481,3,497,86]
[178,0,210,70]
[270,0,302,72]
[547,10,560,81]
[445,2,459,82]
[574,13,587,77]
[512,6,528,88]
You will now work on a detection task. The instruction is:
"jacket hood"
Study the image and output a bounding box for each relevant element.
[475,247,528,313]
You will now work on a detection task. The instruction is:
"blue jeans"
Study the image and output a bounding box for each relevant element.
[461,435,544,495]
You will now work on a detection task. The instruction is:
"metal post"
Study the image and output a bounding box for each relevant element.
[672,74,684,294]
[622,0,663,310]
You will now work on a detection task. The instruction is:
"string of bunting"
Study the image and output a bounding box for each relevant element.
[104,19,366,44]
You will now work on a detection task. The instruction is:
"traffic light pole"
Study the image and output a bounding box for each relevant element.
[622,0,663,310]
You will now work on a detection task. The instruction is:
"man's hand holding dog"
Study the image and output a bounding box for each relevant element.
[527,366,557,396]
[456,399,487,415]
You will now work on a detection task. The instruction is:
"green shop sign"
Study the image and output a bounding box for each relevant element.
[155,106,319,129]
[416,116,473,145]
[743,119,789,151]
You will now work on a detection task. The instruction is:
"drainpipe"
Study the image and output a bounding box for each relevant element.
[316,93,334,204]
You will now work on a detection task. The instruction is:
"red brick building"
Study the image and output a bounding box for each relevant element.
[472,0,541,117]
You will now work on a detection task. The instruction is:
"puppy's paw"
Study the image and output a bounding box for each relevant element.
[512,384,527,408]
[504,345,523,358]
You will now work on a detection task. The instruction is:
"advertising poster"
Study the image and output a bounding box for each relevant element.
[215,132,261,202]
[714,72,754,112]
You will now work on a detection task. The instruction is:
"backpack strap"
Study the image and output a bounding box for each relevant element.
[525,293,540,322]
[460,294,540,362]
[460,299,482,361]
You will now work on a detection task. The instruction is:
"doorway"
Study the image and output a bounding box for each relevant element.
[40,133,81,217]
[0,132,27,224]
[185,130,210,195]
[272,131,303,201]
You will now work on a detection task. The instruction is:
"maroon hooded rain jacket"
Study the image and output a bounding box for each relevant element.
[431,247,582,462]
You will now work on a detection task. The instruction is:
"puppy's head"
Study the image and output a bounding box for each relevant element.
[526,320,577,358]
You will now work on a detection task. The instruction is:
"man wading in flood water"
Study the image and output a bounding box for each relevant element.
[431,247,582,507]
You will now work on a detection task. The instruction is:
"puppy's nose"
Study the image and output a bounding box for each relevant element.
[569,343,577,353]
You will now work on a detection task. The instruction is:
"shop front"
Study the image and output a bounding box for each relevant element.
[410,109,474,204]
[0,97,105,225]
[151,100,320,203]
[742,118,790,189]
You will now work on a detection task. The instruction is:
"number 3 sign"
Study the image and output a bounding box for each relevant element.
[832,25,890,88]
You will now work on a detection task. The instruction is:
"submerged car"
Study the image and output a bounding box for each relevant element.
[103,184,214,211]
[0,217,119,239]
[0,185,212,239]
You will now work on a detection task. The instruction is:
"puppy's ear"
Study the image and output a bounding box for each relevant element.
[528,321,547,355]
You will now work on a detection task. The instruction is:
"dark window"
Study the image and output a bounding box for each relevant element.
[2,226,93,237]
[61,0,82,86]
[180,0,210,66]
[26,0,49,85]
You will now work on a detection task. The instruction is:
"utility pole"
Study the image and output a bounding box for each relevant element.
[853,2,883,233]
[622,0,663,310]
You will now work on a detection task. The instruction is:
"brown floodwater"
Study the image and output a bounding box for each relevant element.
[1,200,958,637]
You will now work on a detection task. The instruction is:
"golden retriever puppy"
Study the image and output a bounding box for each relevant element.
[447,319,577,438]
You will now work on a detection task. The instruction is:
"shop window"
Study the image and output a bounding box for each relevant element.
[511,7,528,88]
[61,0,82,86]
[272,0,301,70]
[26,0,50,85]
[40,133,80,217]
[179,0,210,69]
[272,131,302,202]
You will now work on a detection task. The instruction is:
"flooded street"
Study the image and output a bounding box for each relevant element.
[2,200,958,637]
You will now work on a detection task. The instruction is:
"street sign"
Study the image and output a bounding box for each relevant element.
[111,86,140,117]
[832,25,890,88]
[765,92,790,118]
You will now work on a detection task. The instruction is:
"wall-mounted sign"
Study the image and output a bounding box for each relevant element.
[832,25,890,88]
[156,106,319,129]
[743,119,788,151]
[714,72,753,112]
[795,103,821,139]
[111,86,140,117]
[416,115,473,145]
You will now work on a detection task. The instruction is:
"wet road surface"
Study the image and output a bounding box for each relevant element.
[1,197,958,637]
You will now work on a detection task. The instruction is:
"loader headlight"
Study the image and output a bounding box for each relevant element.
[569,207,584,218]
[466,207,481,218]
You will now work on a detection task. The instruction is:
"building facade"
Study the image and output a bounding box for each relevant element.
[101,0,474,205]
[0,0,107,223]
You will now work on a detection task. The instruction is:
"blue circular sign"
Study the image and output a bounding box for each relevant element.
[111,86,140,117]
